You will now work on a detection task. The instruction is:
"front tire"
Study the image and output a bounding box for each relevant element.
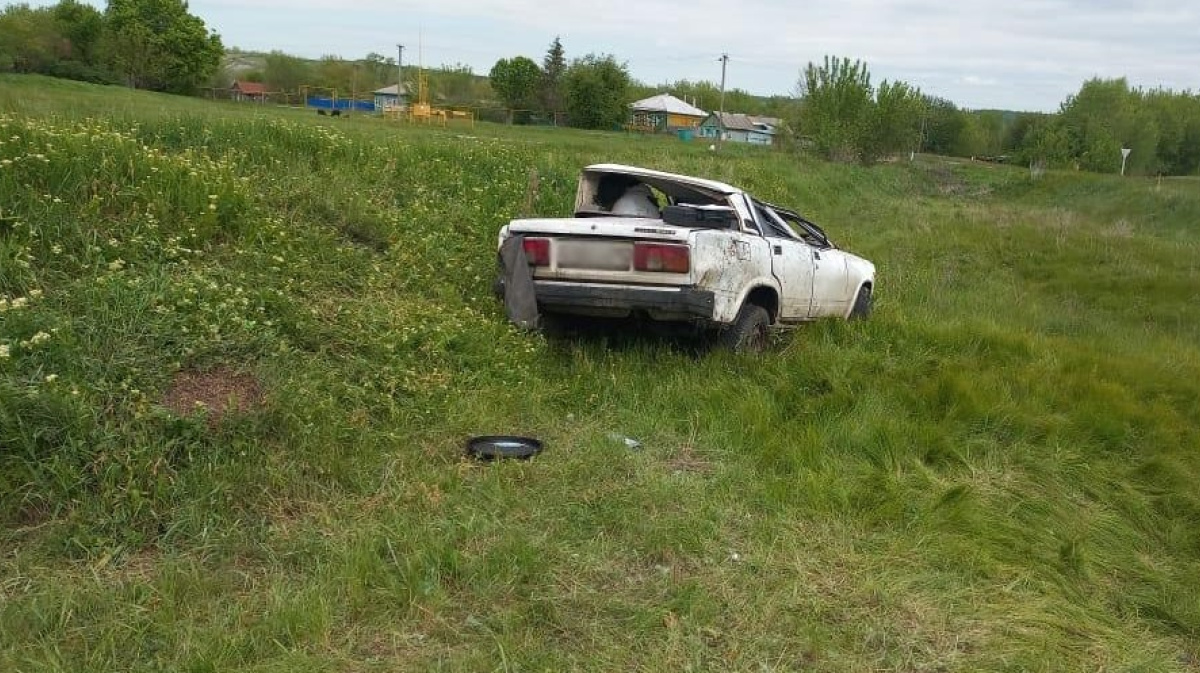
[719,303,770,353]
[849,284,872,320]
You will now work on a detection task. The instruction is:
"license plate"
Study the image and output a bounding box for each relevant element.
[555,240,632,270]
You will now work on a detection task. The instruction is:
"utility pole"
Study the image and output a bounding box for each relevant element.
[397,44,405,107]
[717,53,729,150]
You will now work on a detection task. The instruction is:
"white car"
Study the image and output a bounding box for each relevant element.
[496,163,876,351]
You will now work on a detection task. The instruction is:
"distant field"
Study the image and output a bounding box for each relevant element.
[2,74,1199,672]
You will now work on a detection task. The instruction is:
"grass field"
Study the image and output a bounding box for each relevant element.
[2,74,1199,672]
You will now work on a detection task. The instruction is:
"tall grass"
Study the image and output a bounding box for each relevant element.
[1,75,1199,671]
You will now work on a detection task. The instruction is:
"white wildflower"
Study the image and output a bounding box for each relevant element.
[108,259,125,271]
[44,373,58,383]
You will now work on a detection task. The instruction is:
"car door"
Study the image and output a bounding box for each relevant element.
[772,208,850,317]
[754,203,814,320]
[809,248,851,316]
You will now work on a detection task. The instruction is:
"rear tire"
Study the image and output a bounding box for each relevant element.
[719,303,770,353]
[849,284,872,320]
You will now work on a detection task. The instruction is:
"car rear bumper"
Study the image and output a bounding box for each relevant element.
[497,279,716,321]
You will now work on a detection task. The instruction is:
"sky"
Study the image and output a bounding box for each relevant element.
[42,0,1200,112]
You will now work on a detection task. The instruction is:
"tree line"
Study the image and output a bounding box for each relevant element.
[233,51,493,106]
[0,0,222,94]
[240,36,790,130]
[4,2,1197,176]
[486,38,794,127]
[1020,78,1200,175]
[795,56,1200,175]
[487,38,628,127]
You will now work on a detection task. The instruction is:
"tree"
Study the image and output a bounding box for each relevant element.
[361,52,395,91]
[0,4,63,74]
[796,56,874,162]
[101,0,223,94]
[1179,112,1200,175]
[540,36,566,115]
[0,2,113,82]
[973,110,1006,156]
[1002,112,1045,155]
[313,54,355,94]
[52,0,103,64]
[950,113,988,158]
[1055,78,1162,174]
[862,79,923,162]
[489,56,541,116]
[1012,78,1200,175]
[427,63,488,105]
[263,50,311,94]
[562,54,630,130]
[1015,115,1072,168]
[920,97,963,156]
[1150,92,1200,175]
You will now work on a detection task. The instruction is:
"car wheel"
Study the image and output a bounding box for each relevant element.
[849,284,872,320]
[719,303,770,353]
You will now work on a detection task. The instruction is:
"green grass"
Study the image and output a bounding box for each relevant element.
[2,73,1199,671]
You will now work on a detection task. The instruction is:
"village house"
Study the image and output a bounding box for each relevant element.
[698,112,782,146]
[628,93,707,133]
[373,84,409,113]
[230,80,267,103]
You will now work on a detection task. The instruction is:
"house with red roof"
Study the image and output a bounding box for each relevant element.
[230,81,267,103]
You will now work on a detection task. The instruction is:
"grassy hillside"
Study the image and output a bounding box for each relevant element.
[2,74,1199,672]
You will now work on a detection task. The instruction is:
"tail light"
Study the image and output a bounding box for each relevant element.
[634,243,690,273]
[522,237,550,266]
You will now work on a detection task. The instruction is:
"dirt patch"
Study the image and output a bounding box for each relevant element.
[666,444,713,474]
[161,366,263,425]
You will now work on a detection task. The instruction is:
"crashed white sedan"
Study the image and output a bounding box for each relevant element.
[496,163,876,351]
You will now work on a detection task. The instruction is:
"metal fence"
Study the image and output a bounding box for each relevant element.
[305,97,375,112]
